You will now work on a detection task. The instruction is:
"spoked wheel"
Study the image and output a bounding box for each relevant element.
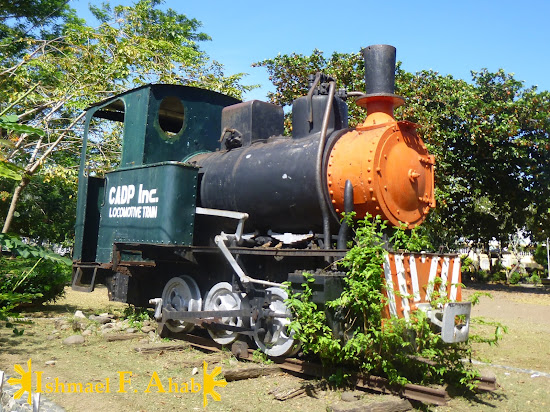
[253,287,299,357]
[203,282,243,345]
[161,276,202,333]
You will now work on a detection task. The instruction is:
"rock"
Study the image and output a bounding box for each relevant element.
[192,367,199,375]
[100,324,115,334]
[148,331,156,340]
[72,320,86,332]
[89,315,112,324]
[126,328,137,334]
[63,335,85,345]
[341,391,359,402]
[74,310,86,319]
[54,319,69,329]
[141,325,155,333]
[60,324,70,331]
[139,338,149,344]
[82,329,92,336]
[45,360,56,366]
[99,312,115,318]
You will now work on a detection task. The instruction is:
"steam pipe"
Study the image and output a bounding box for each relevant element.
[316,80,336,250]
[337,180,354,249]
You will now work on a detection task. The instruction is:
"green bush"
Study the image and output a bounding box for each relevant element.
[508,271,522,285]
[0,256,71,306]
[529,273,541,285]
[491,270,508,283]
[474,269,490,282]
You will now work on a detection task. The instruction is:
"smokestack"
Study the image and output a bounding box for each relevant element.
[356,44,404,124]
[357,44,404,109]
[363,44,398,97]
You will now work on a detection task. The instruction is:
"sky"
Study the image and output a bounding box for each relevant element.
[70,0,550,101]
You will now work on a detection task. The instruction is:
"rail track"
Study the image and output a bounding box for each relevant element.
[173,333,497,406]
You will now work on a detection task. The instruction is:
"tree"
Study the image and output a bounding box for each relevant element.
[0,0,254,236]
[255,51,550,248]
[0,0,76,58]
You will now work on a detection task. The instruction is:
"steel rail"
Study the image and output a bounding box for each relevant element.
[168,333,495,406]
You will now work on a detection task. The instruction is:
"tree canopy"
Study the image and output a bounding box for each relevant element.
[255,51,550,248]
[0,0,254,241]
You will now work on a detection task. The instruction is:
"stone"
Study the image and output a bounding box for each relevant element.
[62,335,85,345]
[54,319,69,329]
[82,329,92,336]
[72,320,86,332]
[100,323,115,330]
[74,310,86,319]
[341,391,359,402]
[141,325,155,333]
[126,328,137,334]
[89,315,111,324]
[45,360,56,366]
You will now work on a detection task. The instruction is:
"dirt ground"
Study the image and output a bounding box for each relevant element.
[1,283,550,411]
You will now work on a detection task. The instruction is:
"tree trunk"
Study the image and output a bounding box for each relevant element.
[2,176,30,233]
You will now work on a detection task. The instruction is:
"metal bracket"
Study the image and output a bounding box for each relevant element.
[149,298,163,321]
[196,207,248,242]
[71,266,98,292]
[417,302,471,343]
[215,233,282,288]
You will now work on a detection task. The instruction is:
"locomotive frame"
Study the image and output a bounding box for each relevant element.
[72,45,470,356]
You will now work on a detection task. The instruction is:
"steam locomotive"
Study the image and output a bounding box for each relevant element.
[72,45,470,356]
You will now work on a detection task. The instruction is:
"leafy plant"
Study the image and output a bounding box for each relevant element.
[252,349,274,365]
[0,233,71,264]
[285,215,500,391]
[0,234,70,334]
[123,305,152,330]
[390,222,433,252]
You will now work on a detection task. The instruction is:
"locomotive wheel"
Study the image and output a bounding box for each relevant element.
[253,287,299,357]
[203,282,243,345]
[161,276,202,333]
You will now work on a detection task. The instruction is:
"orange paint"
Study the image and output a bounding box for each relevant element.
[326,94,435,228]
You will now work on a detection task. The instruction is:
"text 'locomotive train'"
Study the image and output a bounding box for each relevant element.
[72,45,471,356]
